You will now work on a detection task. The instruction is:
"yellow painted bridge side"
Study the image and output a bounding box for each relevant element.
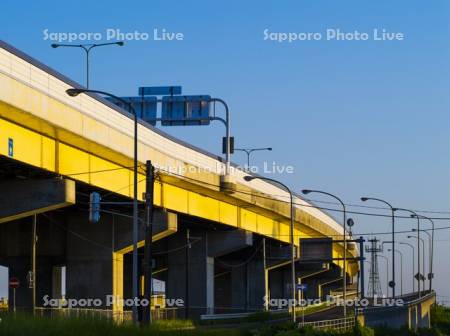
[0,116,311,243]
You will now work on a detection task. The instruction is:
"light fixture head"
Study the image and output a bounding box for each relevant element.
[243,176,254,182]
[347,218,355,227]
[360,197,369,202]
[302,189,311,195]
[66,88,84,97]
[51,44,59,48]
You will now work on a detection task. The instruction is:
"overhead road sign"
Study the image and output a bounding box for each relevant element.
[106,96,157,125]
[161,95,211,126]
[139,86,182,96]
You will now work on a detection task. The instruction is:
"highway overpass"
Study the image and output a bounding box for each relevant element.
[0,40,358,318]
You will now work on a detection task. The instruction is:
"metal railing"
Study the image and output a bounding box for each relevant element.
[299,316,355,331]
[33,307,178,323]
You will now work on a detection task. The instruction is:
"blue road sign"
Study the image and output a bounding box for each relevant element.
[8,138,13,157]
[106,97,157,125]
[161,95,211,126]
[89,192,101,223]
[139,86,182,96]
[296,283,308,291]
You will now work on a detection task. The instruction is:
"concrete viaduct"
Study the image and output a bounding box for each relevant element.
[0,40,358,319]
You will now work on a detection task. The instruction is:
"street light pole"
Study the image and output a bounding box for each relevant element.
[65,88,139,324]
[411,214,434,292]
[377,254,389,296]
[244,175,296,322]
[408,235,426,294]
[399,242,415,293]
[303,189,347,318]
[412,229,431,292]
[361,197,396,297]
[234,147,272,169]
[393,208,421,298]
[51,42,124,88]
[209,98,232,176]
[388,249,403,296]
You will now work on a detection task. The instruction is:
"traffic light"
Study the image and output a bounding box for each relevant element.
[222,136,234,154]
[89,192,101,223]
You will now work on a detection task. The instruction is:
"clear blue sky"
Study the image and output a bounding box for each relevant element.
[2,0,450,303]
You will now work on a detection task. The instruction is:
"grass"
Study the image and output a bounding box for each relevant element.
[0,313,248,336]
[1,305,449,335]
[430,304,450,334]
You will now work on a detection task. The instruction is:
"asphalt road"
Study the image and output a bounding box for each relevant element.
[301,305,346,322]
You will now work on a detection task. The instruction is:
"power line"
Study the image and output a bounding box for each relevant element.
[51,160,450,216]
[63,165,144,177]
[40,212,202,258]
[155,167,450,220]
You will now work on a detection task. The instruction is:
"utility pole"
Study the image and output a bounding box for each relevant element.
[263,238,268,311]
[185,229,190,319]
[365,238,383,297]
[142,160,154,325]
[31,214,37,313]
[358,236,365,299]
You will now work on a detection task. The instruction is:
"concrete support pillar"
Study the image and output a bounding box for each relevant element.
[268,266,291,302]
[230,263,246,312]
[65,210,114,307]
[206,256,214,314]
[230,245,265,312]
[166,228,212,319]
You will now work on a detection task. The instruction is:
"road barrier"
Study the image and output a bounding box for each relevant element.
[299,316,355,331]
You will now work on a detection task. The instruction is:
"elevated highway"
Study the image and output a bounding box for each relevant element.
[0,40,358,317]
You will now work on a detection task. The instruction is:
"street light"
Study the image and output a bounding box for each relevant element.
[66,88,139,323]
[234,147,272,169]
[303,189,347,318]
[399,242,415,293]
[407,235,426,295]
[244,175,296,322]
[411,214,435,292]
[412,228,431,293]
[52,42,124,88]
[377,254,389,296]
[361,197,396,297]
[388,249,403,296]
[393,208,421,298]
